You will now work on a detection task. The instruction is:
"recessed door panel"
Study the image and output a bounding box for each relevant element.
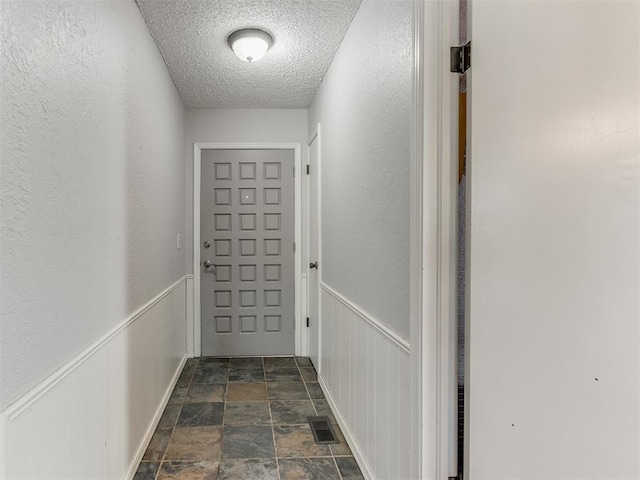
[201,149,295,356]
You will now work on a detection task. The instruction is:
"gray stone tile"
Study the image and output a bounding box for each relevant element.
[177,402,224,427]
[157,461,219,480]
[267,382,309,400]
[158,404,182,428]
[192,368,229,384]
[168,384,188,404]
[223,401,271,426]
[183,359,198,373]
[199,357,230,367]
[185,358,199,368]
[305,382,325,399]
[229,357,263,369]
[329,425,352,456]
[228,368,265,383]
[226,383,267,401]
[196,361,229,373]
[177,374,194,389]
[221,426,275,459]
[312,399,336,424]
[300,368,317,382]
[217,458,278,480]
[143,428,172,461]
[185,384,226,403]
[270,400,316,425]
[263,357,297,370]
[265,368,303,383]
[335,457,365,480]
[278,458,340,480]
[295,357,313,367]
[164,426,222,462]
[274,424,331,458]
[133,461,159,480]
[177,367,195,387]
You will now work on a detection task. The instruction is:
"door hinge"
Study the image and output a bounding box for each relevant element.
[306,164,310,175]
[450,41,471,74]
[306,317,310,328]
[293,242,296,253]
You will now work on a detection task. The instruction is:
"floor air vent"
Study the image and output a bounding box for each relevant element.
[307,416,339,444]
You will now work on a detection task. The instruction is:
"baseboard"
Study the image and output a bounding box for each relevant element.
[317,374,376,480]
[1,276,189,480]
[124,353,188,480]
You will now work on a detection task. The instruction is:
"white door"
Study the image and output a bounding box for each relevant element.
[200,149,295,356]
[467,1,639,478]
[307,128,320,369]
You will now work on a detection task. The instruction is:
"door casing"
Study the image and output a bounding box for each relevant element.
[411,0,460,478]
[306,124,322,370]
[192,143,305,358]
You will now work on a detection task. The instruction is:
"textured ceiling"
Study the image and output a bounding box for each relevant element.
[135,0,362,108]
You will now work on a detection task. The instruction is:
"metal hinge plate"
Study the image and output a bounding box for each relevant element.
[306,164,310,175]
[450,41,471,74]
[306,317,310,328]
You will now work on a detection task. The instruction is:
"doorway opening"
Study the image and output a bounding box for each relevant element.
[192,143,305,358]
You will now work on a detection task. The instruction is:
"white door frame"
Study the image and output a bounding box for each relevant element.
[192,142,304,358]
[306,124,322,371]
[410,0,459,478]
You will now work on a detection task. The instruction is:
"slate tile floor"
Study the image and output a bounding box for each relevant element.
[134,356,365,480]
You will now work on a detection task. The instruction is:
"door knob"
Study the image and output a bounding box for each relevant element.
[310,262,318,269]
[203,260,212,268]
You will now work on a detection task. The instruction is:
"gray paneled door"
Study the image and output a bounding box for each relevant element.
[201,149,295,356]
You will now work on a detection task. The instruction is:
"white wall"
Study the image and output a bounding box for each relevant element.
[308,0,412,340]
[306,1,413,478]
[1,1,188,477]
[185,108,308,272]
[1,0,186,410]
[467,1,640,478]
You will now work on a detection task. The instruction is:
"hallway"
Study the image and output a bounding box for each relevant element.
[133,357,363,480]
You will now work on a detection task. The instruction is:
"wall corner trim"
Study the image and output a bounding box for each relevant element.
[1,275,189,420]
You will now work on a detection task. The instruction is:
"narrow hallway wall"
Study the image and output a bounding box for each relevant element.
[307,0,413,478]
[1,1,187,477]
[308,0,412,341]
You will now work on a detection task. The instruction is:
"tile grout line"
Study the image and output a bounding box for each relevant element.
[332,455,346,480]
[219,357,231,475]
[265,357,283,480]
[297,358,319,416]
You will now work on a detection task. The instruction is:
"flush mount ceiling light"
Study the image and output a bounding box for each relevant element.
[227,28,274,63]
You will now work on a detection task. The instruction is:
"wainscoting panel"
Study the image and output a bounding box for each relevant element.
[319,283,411,480]
[1,277,189,480]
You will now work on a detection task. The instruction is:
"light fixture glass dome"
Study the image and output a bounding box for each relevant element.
[228,28,273,63]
